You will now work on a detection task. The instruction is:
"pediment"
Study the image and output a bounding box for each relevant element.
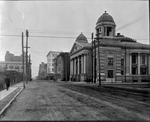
[70,42,83,55]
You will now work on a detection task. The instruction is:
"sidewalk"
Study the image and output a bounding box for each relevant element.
[0,82,24,101]
[0,82,24,116]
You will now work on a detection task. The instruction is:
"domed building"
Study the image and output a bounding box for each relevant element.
[70,11,150,84]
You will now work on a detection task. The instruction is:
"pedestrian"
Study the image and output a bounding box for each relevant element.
[5,74,10,91]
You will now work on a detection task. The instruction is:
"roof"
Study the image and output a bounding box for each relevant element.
[46,50,60,57]
[75,33,88,43]
[96,11,115,24]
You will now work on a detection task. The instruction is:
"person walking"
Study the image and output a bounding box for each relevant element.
[5,74,10,90]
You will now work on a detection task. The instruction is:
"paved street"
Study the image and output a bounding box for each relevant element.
[1,80,150,121]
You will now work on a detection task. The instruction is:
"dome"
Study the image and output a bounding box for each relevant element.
[96,11,115,24]
[75,33,88,43]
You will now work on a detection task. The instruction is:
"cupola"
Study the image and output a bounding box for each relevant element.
[96,11,116,37]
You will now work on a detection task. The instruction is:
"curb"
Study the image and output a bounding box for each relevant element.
[103,85,150,94]
[0,87,23,116]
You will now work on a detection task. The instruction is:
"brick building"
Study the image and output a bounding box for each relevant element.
[38,62,47,79]
[54,52,70,81]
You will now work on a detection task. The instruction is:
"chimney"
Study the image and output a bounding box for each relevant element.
[117,33,120,36]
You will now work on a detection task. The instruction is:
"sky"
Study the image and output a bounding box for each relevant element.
[0,0,149,78]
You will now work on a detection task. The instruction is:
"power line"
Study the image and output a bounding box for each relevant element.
[30,48,46,58]
[0,34,91,39]
[116,7,144,25]
[116,14,148,31]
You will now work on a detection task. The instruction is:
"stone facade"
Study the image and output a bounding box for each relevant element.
[70,33,92,82]
[69,11,150,83]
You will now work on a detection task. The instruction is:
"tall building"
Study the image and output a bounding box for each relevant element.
[46,51,60,80]
[0,51,27,84]
[0,51,26,73]
[38,62,47,79]
[70,11,150,83]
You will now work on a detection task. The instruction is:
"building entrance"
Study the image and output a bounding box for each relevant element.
[106,69,115,82]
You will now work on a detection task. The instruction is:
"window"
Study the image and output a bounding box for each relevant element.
[108,58,113,66]
[132,55,137,64]
[9,65,13,69]
[141,55,146,64]
[132,67,137,75]
[107,27,112,36]
[121,59,124,66]
[121,70,124,75]
[15,65,19,69]
[140,68,147,75]
[96,28,99,34]
[107,70,113,78]
[52,68,54,72]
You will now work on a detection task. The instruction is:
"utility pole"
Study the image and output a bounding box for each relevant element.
[125,44,126,82]
[96,35,101,86]
[29,54,31,81]
[22,32,25,89]
[91,33,94,83]
[65,54,67,82]
[94,39,96,83]
[25,29,30,84]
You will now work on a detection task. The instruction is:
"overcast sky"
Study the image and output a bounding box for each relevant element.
[0,0,149,78]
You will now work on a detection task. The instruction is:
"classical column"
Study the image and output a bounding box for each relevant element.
[84,54,86,74]
[70,59,72,75]
[78,56,80,74]
[138,53,141,75]
[74,58,76,75]
[81,55,84,74]
[129,53,132,74]
[149,55,150,75]
[72,59,74,75]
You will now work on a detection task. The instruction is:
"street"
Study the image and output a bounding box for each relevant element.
[1,80,150,121]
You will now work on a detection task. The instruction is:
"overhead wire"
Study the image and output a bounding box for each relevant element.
[116,7,144,25]
[0,34,91,39]
[116,14,148,31]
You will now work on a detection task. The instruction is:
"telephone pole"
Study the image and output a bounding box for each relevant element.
[29,54,31,81]
[22,32,25,89]
[95,35,101,86]
[91,33,94,83]
[25,30,30,84]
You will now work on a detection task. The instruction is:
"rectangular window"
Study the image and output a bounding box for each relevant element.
[141,55,146,64]
[121,59,124,66]
[140,68,147,75]
[9,65,13,69]
[108,58,113,66]
[107,70,113,78]
[132,67,137,75]
[52,68,54,72]
[15,65,19,69]
[96,29,99,34]
[132,54,137,64]
[121,70,124,75]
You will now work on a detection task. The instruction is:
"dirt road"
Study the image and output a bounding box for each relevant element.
[1,80,150,121]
